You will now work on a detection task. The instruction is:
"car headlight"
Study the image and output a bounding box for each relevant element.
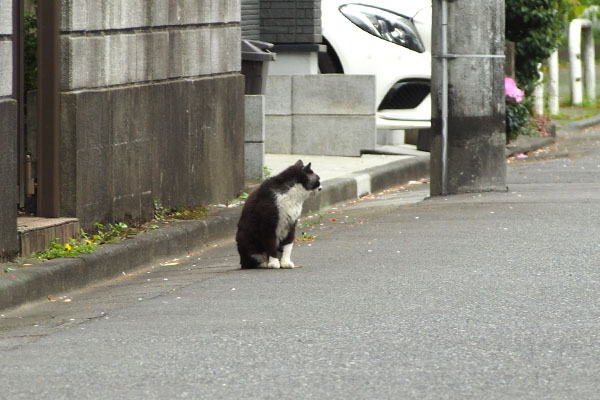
[339,4,425,53]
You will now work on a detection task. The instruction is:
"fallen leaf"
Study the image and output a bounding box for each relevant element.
[329,218,338,222]
[47,295,53,301]
[163,262,182,266]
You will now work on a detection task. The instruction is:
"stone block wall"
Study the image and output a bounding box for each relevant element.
[241,0,261,40]
[265,74,376,156]
[58,0,245,227]
[260,0,321,44]
[0,0,18,258]
[59,1,241,90]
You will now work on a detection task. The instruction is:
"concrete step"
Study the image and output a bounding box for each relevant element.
[17,217,80,257]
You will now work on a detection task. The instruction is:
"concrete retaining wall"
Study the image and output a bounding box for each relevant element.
[265,74,376,156]
[58,0,246,228]
[59,76,244,224]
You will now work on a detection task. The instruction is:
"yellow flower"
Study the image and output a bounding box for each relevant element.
[64,243,72,251]
[85,239,92,244]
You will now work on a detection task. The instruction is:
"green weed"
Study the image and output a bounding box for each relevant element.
[298,211,324,229]
[263,166,272,179]
[296,232,316,242]
[154,200,208,221]
[35,222,132,260]
[35,238,97,260]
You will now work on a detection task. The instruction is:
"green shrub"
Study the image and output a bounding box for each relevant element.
[505,0,568,94]
[506,99,531,142]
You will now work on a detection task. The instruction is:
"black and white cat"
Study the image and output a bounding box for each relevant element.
[236,160,321,269]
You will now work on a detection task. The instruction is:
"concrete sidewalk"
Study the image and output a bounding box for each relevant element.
[266,151,429,203]
[2,115,599,312]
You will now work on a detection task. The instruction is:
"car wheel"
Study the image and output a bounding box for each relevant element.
[318,38,344,74]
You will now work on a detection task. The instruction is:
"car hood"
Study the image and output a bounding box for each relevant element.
[322,0,431,19]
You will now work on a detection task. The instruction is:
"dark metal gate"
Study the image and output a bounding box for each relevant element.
[15,0,60,217]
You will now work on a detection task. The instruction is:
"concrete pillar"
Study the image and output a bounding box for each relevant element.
[548,50,559,115]
[245,95,266,180]
[504,41,515,79]
[430,0,506,195]
[569,19,595,105]
[533,64,544,115]
[582,23,596,103]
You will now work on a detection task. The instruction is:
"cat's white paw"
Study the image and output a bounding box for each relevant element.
[267,257,281,269]
[280,260,295,269]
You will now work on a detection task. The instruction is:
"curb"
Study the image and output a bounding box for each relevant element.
[505,115,600,157]
[506,137,555,158]
[0,156,430,312]
[303,156,430,214]
[560,114,600,132]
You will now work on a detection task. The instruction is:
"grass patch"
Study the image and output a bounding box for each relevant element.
[552,99,600,126]
[154,200,209,222]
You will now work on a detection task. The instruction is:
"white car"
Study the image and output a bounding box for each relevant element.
[320,0,432,130]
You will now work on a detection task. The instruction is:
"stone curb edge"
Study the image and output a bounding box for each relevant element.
[561,114,600,132]
[0,156,430,312]
[506,114,600,157]
[506,137,556,158]
[302,156,430,214]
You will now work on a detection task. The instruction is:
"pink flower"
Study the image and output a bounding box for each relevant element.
[505,77,524,103]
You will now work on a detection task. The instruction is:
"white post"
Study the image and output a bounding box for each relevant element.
[548,50,559,115]
[534,64,544,115]
[569,19,584,105]
[582,24,596,103]
[569,19,594,105]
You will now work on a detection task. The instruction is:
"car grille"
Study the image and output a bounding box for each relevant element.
[378,80,430,110]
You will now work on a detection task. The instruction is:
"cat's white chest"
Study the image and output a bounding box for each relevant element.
[274,184,309,241]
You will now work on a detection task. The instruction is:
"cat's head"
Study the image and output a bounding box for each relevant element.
[294,160,322,193]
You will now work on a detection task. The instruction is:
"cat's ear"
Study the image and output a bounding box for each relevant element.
[304,162,312,170]
[295,159,304,168]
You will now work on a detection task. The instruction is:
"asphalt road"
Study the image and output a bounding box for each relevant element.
[1,126,600,399]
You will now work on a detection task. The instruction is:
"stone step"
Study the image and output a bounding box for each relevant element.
[17,217,80,257]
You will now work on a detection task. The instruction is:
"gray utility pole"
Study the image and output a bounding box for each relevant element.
[430,0,507,196]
